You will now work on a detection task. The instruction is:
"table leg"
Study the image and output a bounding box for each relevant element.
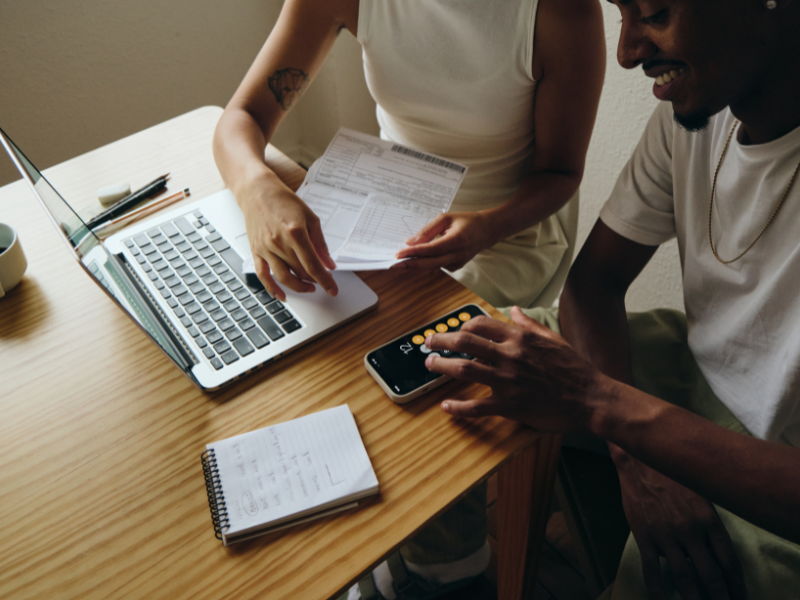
[496,433,562,600]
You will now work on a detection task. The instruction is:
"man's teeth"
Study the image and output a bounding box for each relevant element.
[655,69,684,86]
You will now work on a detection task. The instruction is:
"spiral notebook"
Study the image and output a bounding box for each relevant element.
[201,405,379,546]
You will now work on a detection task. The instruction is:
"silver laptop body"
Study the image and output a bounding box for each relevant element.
[0,128,378,391]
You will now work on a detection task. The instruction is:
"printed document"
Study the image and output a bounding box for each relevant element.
[296,128,468,269]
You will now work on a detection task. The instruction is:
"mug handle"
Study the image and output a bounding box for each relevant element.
[0,278,4,298]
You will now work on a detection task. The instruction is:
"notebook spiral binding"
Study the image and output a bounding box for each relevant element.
[201,449,230,540]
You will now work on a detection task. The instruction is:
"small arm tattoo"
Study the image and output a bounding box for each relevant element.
[268,68,310,111]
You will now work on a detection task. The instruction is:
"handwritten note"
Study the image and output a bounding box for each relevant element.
[207,405,378,543]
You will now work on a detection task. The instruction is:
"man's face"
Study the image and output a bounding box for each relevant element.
[612,0,771,130]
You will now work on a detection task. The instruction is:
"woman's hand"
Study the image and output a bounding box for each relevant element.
[238,173,337,302]
[393,211,500,272]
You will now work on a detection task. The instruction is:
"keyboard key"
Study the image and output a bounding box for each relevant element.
[165,275,181,288]
[167,297,178,309]
[221,349,239,365]
[193,220,203,229]
[195,336,208,349]
[200,246,216,259]
[163,249,179,262]
[174,217,195,236]
[173,306,185,318]
[273,310,292,324]
[231,308,248,322]
[203,347,215,359]
[207,330,223,344]
[176,241,192,253]
[130,246,141,256]
[159,288,171,299]
[204,301,220,313]
[213,263,229,275]
[147,270,158,280]
[235,288,251,301]
[141,243,158,255]
[256,290,274,305]
[223,299,239,312]
[211,357,224,370]
[200,321,216,334]
[202,274,218,286]
[196,265,211,277]
[147,228,161,239]
[267,301,284,315]
[211,239,231,252]
[189,257,204,269]
[187,326,200,338]
[184,273,199,285]
[178,293,195,306]
[190,282,205,294]
[211,308,227,322]
[136,254,147,265]
[282,319,302,333]
[193,239,210,251]
[206,225,216,233]
[239,317,255,331]
[180,316,192,328]
[218,317,235,332]
[176,265,192,277]
[150,232,166,244]
[152,259,170,272]
[207,257,222,269]
[134,233,149,246]
[217,291,232,304]
[184,301,202,315]
[161,223,180,238]
[187,231,201,243]
[206,232,222,243]
[214,341,231,355]
[233,338,254,357]
[226,328,243,342]
[184,250,199,262]
[192,311,209,325]
[193,210,203,219]
[246,328,270,349]
[195,290,212,304]
[227,279,243,292]
[242,297,258,310]
[249,306,266,320]
[173,284,188,297]
[257,315,285,341]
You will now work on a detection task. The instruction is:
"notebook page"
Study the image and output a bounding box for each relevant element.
[207,405,378,538]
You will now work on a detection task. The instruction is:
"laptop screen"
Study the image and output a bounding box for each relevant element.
[0,127,195,374]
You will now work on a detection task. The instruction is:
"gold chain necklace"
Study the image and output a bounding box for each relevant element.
[708,120,800,264]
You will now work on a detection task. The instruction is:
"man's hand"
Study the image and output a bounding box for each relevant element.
[393,211,499,272]
[425,306,609,432]
[614,452,747,600]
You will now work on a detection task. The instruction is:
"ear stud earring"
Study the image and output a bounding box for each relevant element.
[766,0,777,8]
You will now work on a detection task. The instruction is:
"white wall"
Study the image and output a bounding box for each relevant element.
[0,1,683,311]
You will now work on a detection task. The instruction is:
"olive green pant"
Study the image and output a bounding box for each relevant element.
[519,307,800,600]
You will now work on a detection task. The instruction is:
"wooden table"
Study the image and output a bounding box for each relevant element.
[0,107,560,600]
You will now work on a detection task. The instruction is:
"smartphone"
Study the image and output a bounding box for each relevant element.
[364,304,489,404]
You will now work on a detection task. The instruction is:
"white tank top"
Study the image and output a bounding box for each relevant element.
[357,0,540,212]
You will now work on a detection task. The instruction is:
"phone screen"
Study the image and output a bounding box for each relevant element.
[366,304,485,397]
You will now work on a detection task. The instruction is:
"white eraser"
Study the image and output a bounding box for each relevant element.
[98,183,131,207]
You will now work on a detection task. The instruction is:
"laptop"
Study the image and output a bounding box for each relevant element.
[0,128,378,391]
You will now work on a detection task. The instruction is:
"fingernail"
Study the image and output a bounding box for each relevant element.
[425,356,433,368]
[441,401,450,412]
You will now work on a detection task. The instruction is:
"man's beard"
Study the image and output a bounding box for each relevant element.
[673,109,711,132]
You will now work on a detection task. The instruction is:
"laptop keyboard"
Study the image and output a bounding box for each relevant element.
[124,210,302,371]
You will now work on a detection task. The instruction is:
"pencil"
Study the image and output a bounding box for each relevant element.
[94,188,190,238]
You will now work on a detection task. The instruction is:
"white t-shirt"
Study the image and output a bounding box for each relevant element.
[601,102,800,447]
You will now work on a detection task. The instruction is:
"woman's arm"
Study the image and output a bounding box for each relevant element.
[396,0,605,272]
[213,0,357,301]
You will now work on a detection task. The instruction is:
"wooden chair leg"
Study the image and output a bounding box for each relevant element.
[496,434,562,600]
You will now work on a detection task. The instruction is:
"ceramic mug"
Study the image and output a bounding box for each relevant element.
[0,223,27,298]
